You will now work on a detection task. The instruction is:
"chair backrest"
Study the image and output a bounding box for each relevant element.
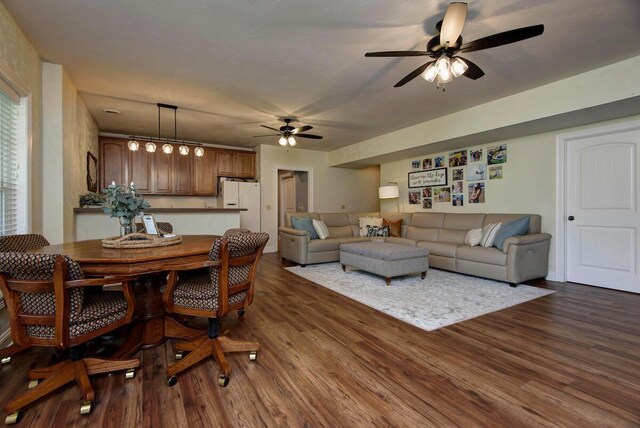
[209,232,269,315]
[0,253,84,347]
[134,222,173,234]
[223,228,251,237]
[0,234,50,252]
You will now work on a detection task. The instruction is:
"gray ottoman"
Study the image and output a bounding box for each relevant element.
[340,242,429,285]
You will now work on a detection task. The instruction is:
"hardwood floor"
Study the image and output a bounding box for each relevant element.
[1,253,639,427]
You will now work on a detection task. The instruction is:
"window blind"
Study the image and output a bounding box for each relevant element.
[0,84,21,236]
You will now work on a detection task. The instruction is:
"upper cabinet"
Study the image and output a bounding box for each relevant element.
[217,150,256,178]
[99,138,254,196]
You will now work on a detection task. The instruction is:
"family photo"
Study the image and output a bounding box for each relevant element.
[487,144,507,164]
[469,182,485,203]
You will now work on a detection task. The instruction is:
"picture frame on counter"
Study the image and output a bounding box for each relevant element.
[408,167,448,188]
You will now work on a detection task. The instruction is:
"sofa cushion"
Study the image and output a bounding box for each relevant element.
[341,242,429,260]
[417,241,460,258]
[385,237,418,246]
[409,212,445,228]
[442,213,486,230]
[348,212,380,225]
[358,216,383,237]
[312,219,330,240]
[383,218,402,237]
[493,216,530,249]
[437,229,467,244]
[366,225,389,237]
[337,237,370,245]
[465,228,483,246]
[480,223,502,247]
[456,245,507,266]
[291,216,319,239]
[406,226,439,242]
[286,212,320,227]
[320,213,350,227]
[328,225,353,238]
[484,214,540,234]
[308,239,341,253]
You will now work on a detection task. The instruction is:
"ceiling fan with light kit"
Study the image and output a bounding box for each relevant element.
[365,2,544,90]
[253,118,323,148]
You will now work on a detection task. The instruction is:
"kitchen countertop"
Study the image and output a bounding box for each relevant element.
[74,207,247,213]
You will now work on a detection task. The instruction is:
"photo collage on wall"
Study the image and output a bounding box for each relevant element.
[409,143,507,208]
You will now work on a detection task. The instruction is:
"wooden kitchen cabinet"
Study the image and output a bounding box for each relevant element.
[153,149,173,194]
[193,148,217,195]
[217,150,256,178]
[174,145,193,194]
[100,137,128,190]
[129,148,152,193]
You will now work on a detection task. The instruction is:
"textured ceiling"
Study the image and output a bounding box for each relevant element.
[4,0,640,151]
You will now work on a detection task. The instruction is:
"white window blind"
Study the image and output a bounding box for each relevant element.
[0,79,26,236]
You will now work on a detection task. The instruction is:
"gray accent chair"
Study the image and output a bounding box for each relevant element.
[279,211,551,285]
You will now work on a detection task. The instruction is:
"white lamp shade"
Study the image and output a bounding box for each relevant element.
[127,139,139,151]
[162,143,173,154]
[145,142,157,152]
[194,146,204,157]
[178,145,190,155]
[378,184,399,199]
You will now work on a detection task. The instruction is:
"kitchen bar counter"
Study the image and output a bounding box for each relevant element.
[74,207,246,240]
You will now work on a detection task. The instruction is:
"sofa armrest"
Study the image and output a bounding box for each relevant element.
[502,233,552,253]
[279,226,310,238]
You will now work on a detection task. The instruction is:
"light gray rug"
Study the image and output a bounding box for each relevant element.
[286,263,554,331]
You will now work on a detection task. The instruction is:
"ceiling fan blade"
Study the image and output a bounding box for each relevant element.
[292,125,313,134]
[260,125,281,132]
[295,134,323,140]
[365,51,428,57]
[457,57,485,80]
[440,2,468,48]
[459,24,544,53]
[253,134,281,138]
[394,61,434,88]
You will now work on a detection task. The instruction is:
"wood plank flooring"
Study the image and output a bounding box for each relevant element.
[1,253,639,427]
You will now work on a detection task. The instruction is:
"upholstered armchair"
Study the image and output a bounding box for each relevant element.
[162,232,269,387]
[0,253,140,424]
[0,234,50,252]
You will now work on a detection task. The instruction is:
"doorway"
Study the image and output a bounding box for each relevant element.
[558,120,640,293]
[278,170,309,229]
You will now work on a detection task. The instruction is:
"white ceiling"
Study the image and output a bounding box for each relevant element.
[4,0,640,151]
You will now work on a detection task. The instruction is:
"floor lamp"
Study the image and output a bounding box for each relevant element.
[378,182,400,212]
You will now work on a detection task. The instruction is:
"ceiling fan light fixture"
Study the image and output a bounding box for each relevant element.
[437,68,453,84]
[451,57,468,77]
[127,137,139,151]
[194,146,204,157]
[162,143,173,154]
[435,54,450,72]
[279,136,288,146]
[145,141,156,152]
[178,145,189,155]
[287,136,297,147]
[422,64,438,82]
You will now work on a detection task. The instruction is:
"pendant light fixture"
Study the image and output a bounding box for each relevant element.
[127,135,139,151]
[145,138,156,153]
[194,144,204,157]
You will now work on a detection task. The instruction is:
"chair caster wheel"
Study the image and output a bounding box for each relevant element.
[249,351,257,361]
[167,375,178,387]
[238,309,245,318]
[1,356,11,365]
[5,411,21,425]
[218,374,229,387]
[28,379,39,389]
[125,368,135,379]
[80,401,92,415]
[175,351,184,360]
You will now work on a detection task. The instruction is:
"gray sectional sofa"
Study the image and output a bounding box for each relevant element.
[279,211,552,285]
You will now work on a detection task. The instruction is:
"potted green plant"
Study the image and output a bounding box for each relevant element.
[79,192,106,208]
[101,182,151,235]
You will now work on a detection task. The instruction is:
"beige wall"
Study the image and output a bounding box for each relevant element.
[258,144,380,253]
[0,3,43,233]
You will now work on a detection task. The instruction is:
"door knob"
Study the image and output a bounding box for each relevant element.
[568,216,575,221]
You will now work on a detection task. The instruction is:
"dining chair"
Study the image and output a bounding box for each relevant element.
[162,232,269,387]
[0,253,140,424]
[223,228,251,237]
[0,234,50,252]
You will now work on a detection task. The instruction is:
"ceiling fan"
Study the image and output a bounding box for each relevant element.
[365,2,544,89]
[253,118,323,147]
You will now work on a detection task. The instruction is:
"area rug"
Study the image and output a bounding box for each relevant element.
[286,263,554,331]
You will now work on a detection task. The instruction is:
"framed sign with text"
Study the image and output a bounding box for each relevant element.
[408,167,448,188]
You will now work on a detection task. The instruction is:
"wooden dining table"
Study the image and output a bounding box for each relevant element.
[33,235,219,358]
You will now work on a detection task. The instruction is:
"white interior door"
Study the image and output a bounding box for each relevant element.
[566,129,640,293]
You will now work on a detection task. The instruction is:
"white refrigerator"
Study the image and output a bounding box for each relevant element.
[219,181,261,232]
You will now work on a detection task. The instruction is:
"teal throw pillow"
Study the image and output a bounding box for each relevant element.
[291,216,319,239]
[493,216,531,249]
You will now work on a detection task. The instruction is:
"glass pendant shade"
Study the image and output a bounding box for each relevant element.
[145,141,157,152]
[279,136,288,146]
[194,146,204,157]
[435,54,450,72]
[422,64,438,82]
[127,139,139,151]
[437,68,453,84]
[162,143,173,154]
[178,145,189,155]
[451,57,468,77]
[287,136,297,147]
